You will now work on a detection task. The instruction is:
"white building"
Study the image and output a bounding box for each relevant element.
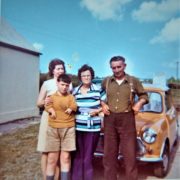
[0,17,41,123]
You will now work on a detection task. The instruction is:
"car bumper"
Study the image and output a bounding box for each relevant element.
[94,136,163,163]
[94,152,163,162]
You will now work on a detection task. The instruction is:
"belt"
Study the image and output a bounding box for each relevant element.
[110,110,133,114]
[80,112,94,128]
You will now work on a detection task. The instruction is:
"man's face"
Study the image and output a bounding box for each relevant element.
[110,60,126,78]
[57,81,70,95]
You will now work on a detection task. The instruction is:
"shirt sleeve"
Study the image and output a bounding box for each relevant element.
[101,78,107,90]
[100,87,106,101]
[101,78,109,101]
[44,96,53,111]
[69,95,77,112]
[135,78,149,104]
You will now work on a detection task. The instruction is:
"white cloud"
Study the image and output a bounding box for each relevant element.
[150,17,180,44]
[125,57,134,75]
[132,0,179,22]
[33,42,44,51]
[80,0,132,21]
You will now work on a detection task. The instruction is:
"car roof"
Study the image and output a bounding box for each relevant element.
[143,83,169,92]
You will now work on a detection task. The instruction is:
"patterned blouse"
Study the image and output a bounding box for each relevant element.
[73,83,105,132]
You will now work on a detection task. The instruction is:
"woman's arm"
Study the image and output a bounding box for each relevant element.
[36,83,47,108]
[89,107,102,116]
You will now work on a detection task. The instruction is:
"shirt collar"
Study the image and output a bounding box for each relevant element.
[110,73,130,83]
[76,83,94,93]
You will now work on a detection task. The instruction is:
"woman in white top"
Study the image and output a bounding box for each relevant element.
[37,58,68,180]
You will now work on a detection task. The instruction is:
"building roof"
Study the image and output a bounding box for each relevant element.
[0,17,41,55]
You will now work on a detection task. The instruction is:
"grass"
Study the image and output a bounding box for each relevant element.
[0,124,41,180]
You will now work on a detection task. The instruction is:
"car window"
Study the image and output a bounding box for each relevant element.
[136,92,162,113]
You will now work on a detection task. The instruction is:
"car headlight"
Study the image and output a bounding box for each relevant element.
[142,128,157,144]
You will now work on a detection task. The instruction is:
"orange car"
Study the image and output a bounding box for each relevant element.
[94,84,179,178]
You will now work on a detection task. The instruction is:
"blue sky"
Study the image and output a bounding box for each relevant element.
[2,0,180,79]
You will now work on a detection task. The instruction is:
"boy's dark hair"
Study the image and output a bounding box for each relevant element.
[57,74,71,84]
[110,56,125,64]
[78,64,95,80]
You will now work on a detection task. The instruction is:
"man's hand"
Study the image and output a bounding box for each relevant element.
[132,98,146,114]
[102,103,110,115]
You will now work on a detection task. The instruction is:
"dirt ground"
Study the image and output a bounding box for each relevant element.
[0,123,42,180]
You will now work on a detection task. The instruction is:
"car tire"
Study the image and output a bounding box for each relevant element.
[153,144,170,178]
[174,121,179,146]
[174,131,179,146]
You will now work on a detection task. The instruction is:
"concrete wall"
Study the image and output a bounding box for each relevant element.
[0,46,40,123]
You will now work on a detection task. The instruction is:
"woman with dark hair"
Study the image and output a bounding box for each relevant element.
[71,64,105,180]
[37,58,70,180]
[48,59,66,77]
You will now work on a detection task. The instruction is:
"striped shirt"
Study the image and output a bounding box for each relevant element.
[73,83,105,132]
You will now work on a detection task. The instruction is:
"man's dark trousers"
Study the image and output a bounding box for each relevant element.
[103,111,138,180]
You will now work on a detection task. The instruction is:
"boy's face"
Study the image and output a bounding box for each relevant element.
[57,81,70,95]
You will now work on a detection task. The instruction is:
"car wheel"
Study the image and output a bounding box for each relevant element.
[174,121,179,146]
[174,131,179,146]
[153,144,170,177]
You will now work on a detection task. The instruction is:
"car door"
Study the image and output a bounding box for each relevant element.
[165,90,177,148]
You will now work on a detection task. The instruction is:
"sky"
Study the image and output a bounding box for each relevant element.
[1,0,180,79]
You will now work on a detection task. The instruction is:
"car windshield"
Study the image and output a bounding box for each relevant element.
[137,92,162,113]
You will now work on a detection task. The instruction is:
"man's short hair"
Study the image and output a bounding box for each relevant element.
[110,56,125,64]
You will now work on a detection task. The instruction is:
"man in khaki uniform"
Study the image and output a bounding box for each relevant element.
[101,56,148,180]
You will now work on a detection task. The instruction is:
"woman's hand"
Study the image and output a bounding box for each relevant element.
[89,109,99,116]
[44,96,52,106]
[65,108,72,115]
[89,107,102,117]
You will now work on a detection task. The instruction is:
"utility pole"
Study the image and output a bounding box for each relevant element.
[0,0,2,26]
[0,0,2,27]
[0,0,2,17]
[177,61,179,81]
